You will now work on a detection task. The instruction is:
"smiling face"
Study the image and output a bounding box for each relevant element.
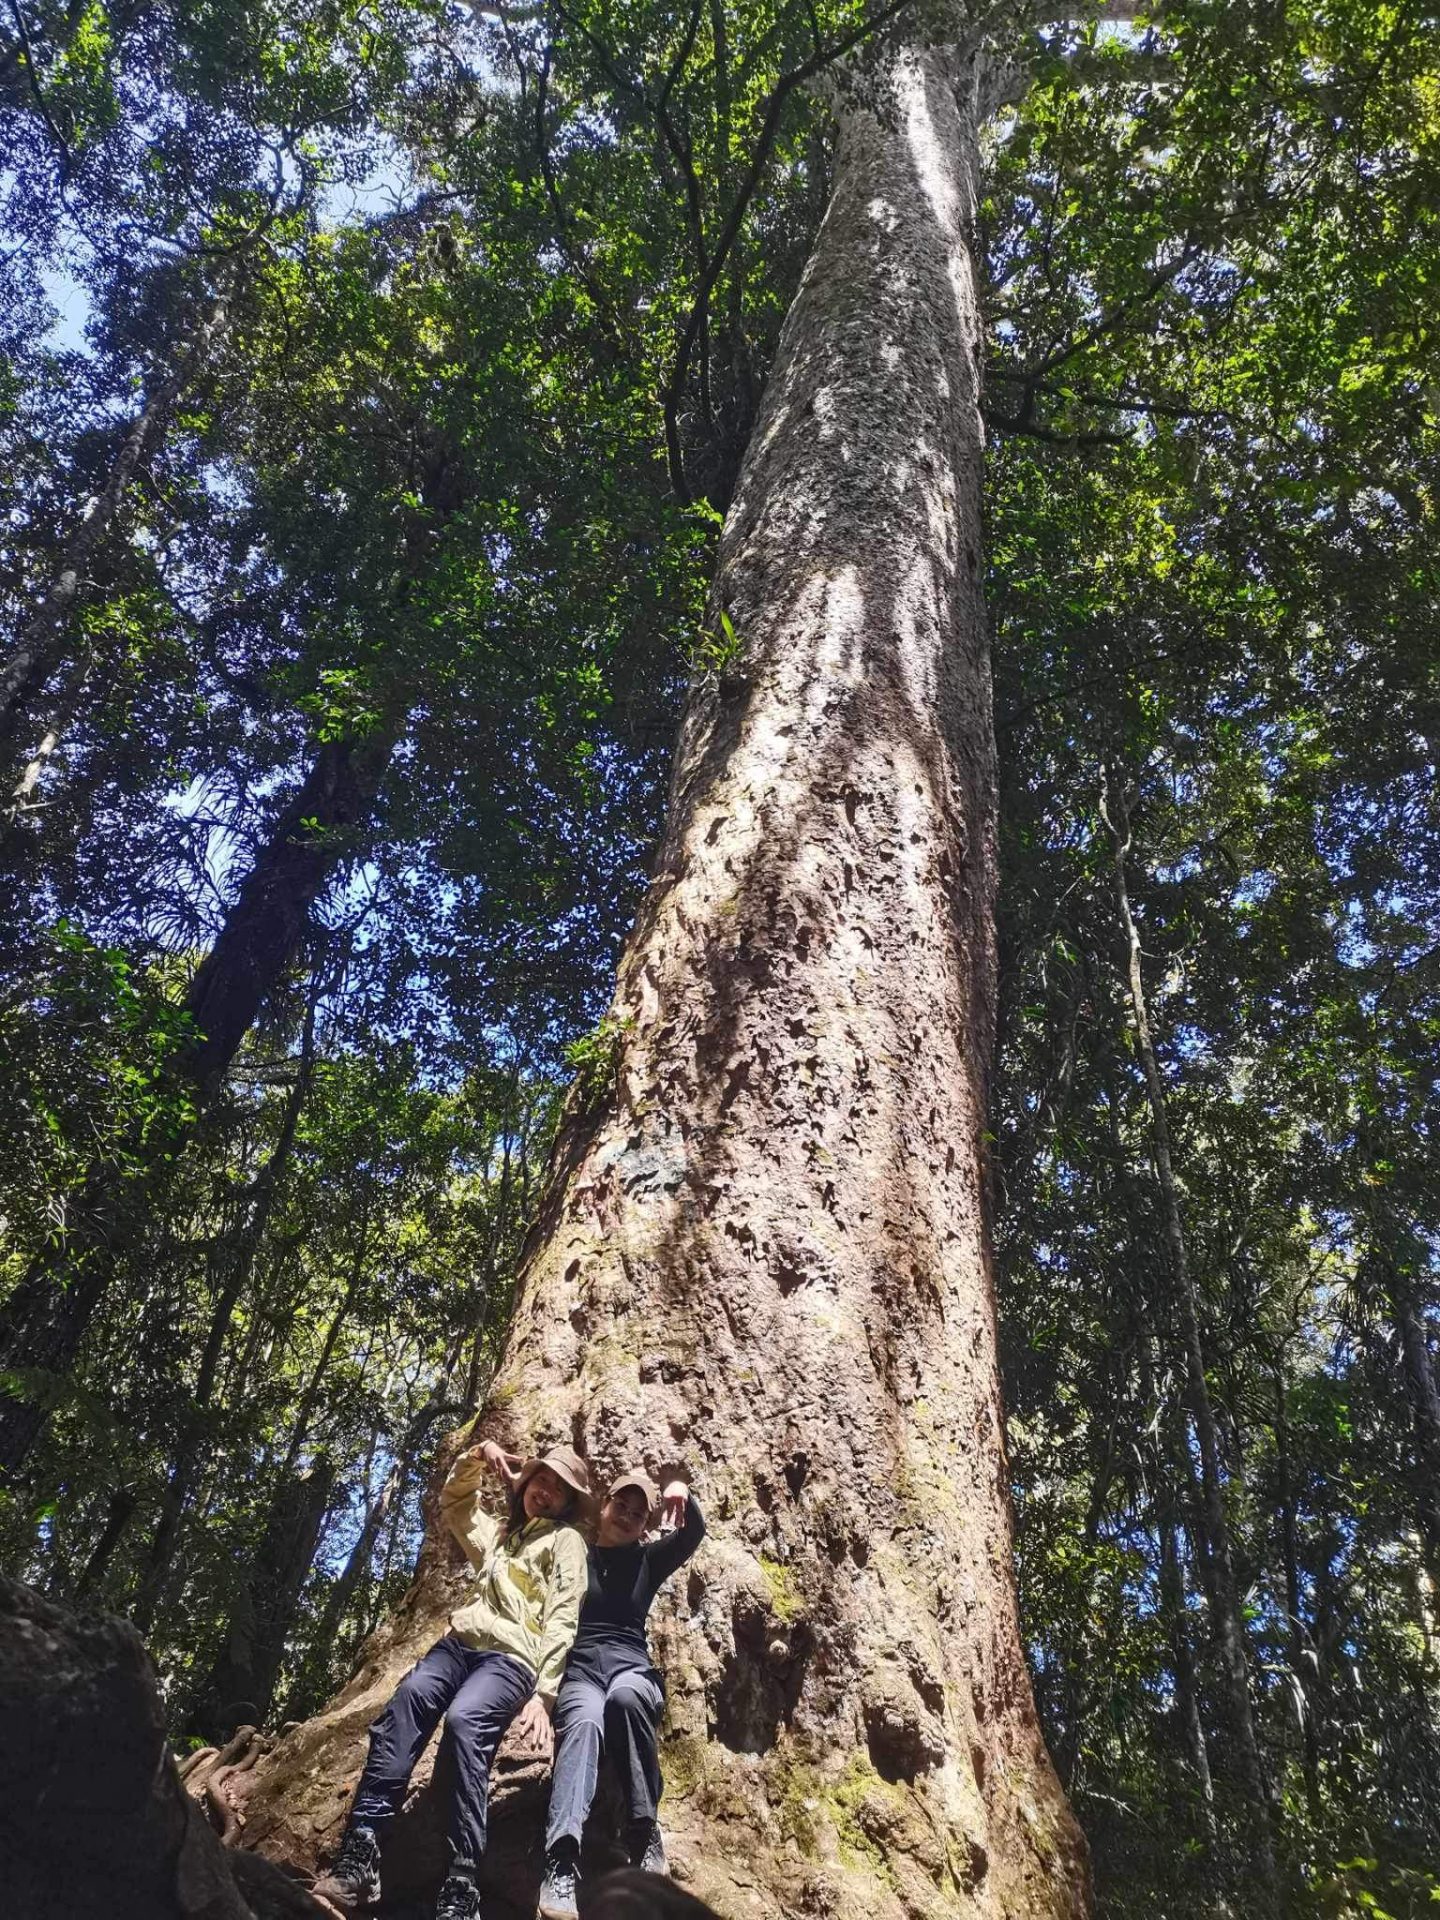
[522,1464,571,1522]
[598,1483,651,1547]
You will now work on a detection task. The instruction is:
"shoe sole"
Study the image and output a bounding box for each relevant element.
[311,1882,380,1913]
[537,1903,579,1919]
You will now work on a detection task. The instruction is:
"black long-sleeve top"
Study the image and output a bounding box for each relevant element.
[568,1496,707,1674]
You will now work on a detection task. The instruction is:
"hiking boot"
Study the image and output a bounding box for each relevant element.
[434,1864,484,1920]
[625,1819,668,1876]
[313,1822,382,1910]
[537,1838,580,1918]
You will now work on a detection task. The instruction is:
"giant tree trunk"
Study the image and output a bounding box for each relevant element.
[233,48,1086,1920]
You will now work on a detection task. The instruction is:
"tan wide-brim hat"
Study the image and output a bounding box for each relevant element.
[517,1444,599,1528]
[607,1468,660,1514]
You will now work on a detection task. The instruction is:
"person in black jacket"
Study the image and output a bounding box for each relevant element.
[537,1469,706,1920]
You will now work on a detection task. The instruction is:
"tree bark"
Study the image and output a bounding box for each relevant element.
[232,47,1086,1920]
[1100,775,1277,1905]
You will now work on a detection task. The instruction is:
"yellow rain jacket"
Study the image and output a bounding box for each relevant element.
[439,1452,589,1705]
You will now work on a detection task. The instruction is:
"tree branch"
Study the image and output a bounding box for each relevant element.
[983,401,1125,446]
[1024,244,1200,381]
[7,0,75,186]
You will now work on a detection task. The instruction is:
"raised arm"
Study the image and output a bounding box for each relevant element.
[439,1440,520,1568]
[646,1481,706,1586]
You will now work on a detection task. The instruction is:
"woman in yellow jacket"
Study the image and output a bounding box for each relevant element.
[315,1439,594,1920]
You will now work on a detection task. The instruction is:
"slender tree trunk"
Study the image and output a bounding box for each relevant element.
[1272,1363,1321,1824]
[297,1391,461,1709]
[1,651,86,839]
[69,1484,141,1605]
[181,731,399,1100]
[189,1454,337,1741]
[1102,1062,1217,1837]
[1137,1323,1217,1838]
[1101,775,1276,1905]
[313,1462,403,1651]
[1157,1495,1217,1835]
[462,1081,519,1410]
[1053,1373,1123,1793]
[0,391,462,1476]
[132,1009,320,1634]
[234,47,1086,1919]
[0,287,231,752]
[0,731,395,1477]
[1391,1284,1440,1588]
[276,1216,372,1483]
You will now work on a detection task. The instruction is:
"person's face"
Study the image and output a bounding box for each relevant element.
[523,1465,571,1521]
[599,1485,650,1546]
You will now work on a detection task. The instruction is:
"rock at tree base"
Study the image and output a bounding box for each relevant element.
[0,1576,325,1920]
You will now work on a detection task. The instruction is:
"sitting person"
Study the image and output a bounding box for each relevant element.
[314,1439,594,1920]
[538,1469,706,1920]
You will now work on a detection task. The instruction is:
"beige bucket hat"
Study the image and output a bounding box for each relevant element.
[517,1443,599,1528]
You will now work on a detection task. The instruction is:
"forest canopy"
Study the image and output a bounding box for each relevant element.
[1,2,1438,1917]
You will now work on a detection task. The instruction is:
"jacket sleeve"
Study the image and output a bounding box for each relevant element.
[645,1495,707,1587]
[439,1452,503,1570]
[533,1525,591,1706]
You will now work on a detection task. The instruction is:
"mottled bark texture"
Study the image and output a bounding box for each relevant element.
[0,1577,325,1920]
[234,48,1086,1920]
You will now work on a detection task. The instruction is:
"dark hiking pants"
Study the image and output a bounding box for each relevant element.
[351,1634,533,1866]
[545,1654,664,1849]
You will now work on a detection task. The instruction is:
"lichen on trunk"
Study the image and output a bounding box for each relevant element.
[235,45,1087,1920]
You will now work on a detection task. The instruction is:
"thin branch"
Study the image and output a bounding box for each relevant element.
[983,402,1125,446]
[1025,244,1201,382]
[530,37,621,339]
[8,0,75,186]
[553,0,715,427]
[987,367,1232,425]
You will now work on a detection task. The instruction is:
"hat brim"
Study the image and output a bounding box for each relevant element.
[607,1472,660,1511]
